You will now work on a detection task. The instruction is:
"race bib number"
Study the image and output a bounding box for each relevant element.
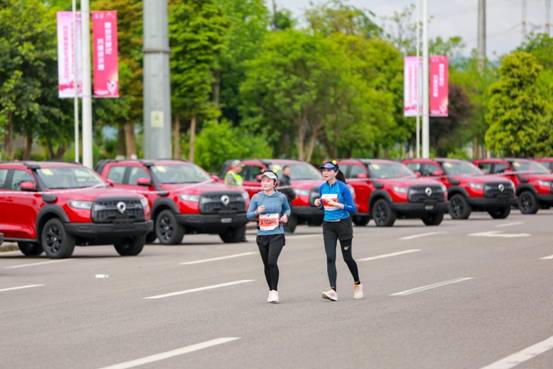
[259,213,280,231]
[321,194,339,211]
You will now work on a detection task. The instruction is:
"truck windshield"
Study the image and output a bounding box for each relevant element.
[442,161,483,176]
[512,160,550,174]
[152,164,211,184]
[37,167,105,189]
[368,162,416,179]
[268,162,322,180]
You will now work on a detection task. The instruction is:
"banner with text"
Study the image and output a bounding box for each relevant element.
[403,56,420,117]
[57,12,83,98]
[92,11,119,98]
[429,56,448,117]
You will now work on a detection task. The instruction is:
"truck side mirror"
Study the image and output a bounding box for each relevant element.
[20,181,37,192]
[137,178,152,187]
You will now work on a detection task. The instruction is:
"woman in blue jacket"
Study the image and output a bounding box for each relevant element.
[247,170,291,304]
[314,160,363,301]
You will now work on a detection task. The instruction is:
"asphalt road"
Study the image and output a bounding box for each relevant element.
[1,210,553,369]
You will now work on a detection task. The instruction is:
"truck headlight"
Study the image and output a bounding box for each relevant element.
[140,198,149,209]
[294,189,310,196]
[469,183,483,190]
[241,191,249,201]
[69,200,93,210]
[392,186,408,194]
[537,180,551,188]
[179,194,199,202]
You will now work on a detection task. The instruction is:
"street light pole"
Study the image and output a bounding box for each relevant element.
[81,0,93,168]
[422,0,430,158]
[416,0,421,158]
[72,0,79,163]
[143,0,172,159]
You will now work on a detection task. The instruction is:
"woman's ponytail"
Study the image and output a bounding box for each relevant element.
[336,170,346,183]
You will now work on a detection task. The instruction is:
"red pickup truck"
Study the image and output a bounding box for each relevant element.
[96,159,250,244]
[473,158,553,214]
[337,159,448,226]
[0,161,152,258]
[403,158,515,220]
[221,159,324,233]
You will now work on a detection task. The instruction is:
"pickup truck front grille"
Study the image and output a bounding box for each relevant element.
[408,186,444,203]
[92,199,144,223]
[199,192,245,214]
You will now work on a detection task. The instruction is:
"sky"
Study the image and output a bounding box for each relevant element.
[269,0,552,57]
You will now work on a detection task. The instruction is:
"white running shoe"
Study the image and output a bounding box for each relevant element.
[267,290,279,304]
[353,283,364,300]
[321,289,338,301]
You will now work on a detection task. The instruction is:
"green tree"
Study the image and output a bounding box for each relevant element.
[195,120,271,172]
[169,0,228,161]
[485,52,551,156]
[305,0,381,38]
[214,0,269,124]
[0,0,72,160]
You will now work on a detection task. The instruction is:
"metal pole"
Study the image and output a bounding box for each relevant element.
[143,0,172,159]
[422,0,430,158]
[81,0,93,168]
[546,0,551,36]
[416,0,421,158]
[477,0,486,73]
[72,0,80,163]
[522,0,528,40]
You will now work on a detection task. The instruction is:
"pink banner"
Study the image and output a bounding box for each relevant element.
[430,56,448,117]
[57,12,83,98]
[92,11,119,98]
[403,56,420,117]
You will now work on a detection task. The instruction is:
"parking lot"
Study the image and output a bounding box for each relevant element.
[1,211,553,369]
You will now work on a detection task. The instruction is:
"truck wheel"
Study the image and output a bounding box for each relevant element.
[41,218,75,259]
[488,206,511,219]
[449,194,471,219]
[156,210,185,245]
[285,215,298,233]
[219,225,246,243]
[114,236,145,256]
[518,191,539,214]
[18,242,44,256]
[145,232,157,244]
[422,212,444,226]
[353,215,370,227]
[372,199,396,227]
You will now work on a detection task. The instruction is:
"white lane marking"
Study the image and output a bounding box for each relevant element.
[540,254,553,260]
[390,277,473,297]
[144,280,255,300]
[180,252,256,265]
[399,232,445,241]
[495,222,524,228]
[478,336,553,369]
[359,249,421,262]
[0,284,44,293]
[5,259,70,269]
[469,231,530,238]
[97,337,240,369]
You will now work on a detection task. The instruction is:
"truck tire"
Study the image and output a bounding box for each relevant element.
[41,218,75,259]
[449,194,471,220]
[488,206,511,219]
[372,199,396,227]
[155,210,185,245]
[422,212,444,226]
[353,215,370,227]
[518,190,539,214]
[220,225,246,243]
[114,236,145,256]
[284,214,298,233]
[18,242,44,256]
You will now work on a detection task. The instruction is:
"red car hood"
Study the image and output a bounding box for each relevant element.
[52,187,144,201]
[160,181,245,195]
[450,174,510,183]
[376,177,442,186]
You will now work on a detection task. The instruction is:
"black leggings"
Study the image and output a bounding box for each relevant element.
[257,234,285,291]
[323,218,360,290]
